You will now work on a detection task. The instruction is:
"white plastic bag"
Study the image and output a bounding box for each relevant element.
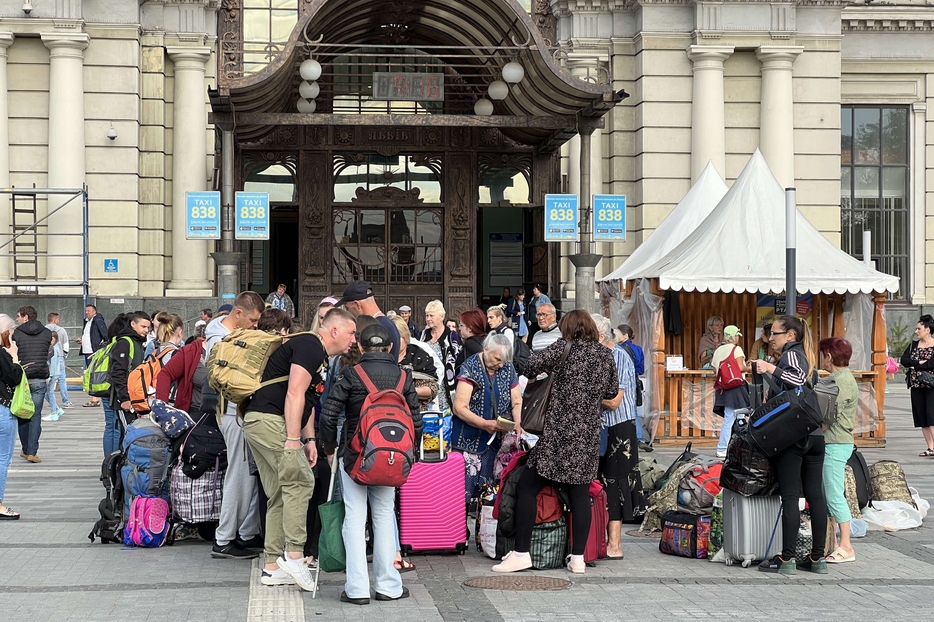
[861,500,923,531]
[479,505,498,559]
[910,487,930,519]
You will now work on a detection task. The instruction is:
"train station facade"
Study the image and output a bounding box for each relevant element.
[0,0,932,323]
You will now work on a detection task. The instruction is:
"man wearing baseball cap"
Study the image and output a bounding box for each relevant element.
[336,281,400,357]
[710,324,751,458]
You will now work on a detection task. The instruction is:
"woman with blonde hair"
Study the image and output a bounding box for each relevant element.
[154,313,184,365]
[419,300,461,409]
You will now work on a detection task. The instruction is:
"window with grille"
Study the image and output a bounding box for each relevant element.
[840,106,909,299]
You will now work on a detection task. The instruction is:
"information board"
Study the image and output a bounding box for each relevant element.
[544,194,579,242]
[593,194,627,241]
[489,233,523,288]
[185,191,221,240]
[372,72,444,101]
[235,192,270,240]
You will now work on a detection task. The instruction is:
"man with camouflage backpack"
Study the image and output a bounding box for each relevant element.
[204,291,265,560]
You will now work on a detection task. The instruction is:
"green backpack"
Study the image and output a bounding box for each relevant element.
[83,337,134,398]
[10,364,34,420]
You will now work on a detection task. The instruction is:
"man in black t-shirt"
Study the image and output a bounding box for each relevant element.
[243,307,357,591]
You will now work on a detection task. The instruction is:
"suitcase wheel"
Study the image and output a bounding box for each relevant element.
[456,542,467,555]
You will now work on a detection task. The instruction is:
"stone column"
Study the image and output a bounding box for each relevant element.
[687,45,733,182]
[166,46,213,294]
[756,46,803,189]
[0,33,13,281]
[42,33,90,285]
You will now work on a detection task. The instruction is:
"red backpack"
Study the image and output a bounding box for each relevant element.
[347,365,416,487]
[715,346,745,392]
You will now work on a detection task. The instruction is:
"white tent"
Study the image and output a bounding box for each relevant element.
[637,150,899,295]
[598,161,728,286]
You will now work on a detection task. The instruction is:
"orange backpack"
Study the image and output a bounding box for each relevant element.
[127,347,176,414]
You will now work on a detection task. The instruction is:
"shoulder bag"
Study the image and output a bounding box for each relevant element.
[747,374,823,457]
[518,341,572,436]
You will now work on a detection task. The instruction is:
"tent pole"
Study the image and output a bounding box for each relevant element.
[785,187,796,314]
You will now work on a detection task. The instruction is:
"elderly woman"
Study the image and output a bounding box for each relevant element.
[419,300,462,410]
[454,308,488,373]
[698,315,725,369]
[494,310,619,575]
[711,325,751,458]
[451,333,521,505]
[487,305,515,347]
[0,340,23,519]
[819,337,858,565]
[901,315,934,456]
[391,316,441,409]
[593,314,643,559]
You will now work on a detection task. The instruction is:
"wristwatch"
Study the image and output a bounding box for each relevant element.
[301,437,316,445]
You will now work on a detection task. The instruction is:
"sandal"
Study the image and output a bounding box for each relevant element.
[0,506,20,520]
[919,448,934,457]
[394,558,416,573]
[825,547,855,564]
[82,400,100,408]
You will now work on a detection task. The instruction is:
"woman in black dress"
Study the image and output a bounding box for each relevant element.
[900,314,934,456]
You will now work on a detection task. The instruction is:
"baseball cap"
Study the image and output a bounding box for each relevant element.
[335,281,373,307]
[320,296,339,306]
[724,325,742,338]
[359,323,392,348]
[399,305,412,312]
[217,304,233,313]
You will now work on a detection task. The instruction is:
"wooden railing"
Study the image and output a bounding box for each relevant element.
[653,369,886,447]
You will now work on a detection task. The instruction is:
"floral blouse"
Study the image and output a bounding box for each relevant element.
[451,353,518,454]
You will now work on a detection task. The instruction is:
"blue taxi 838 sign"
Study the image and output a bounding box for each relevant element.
[544,194,579,242]
[185,191,221,240]
[593,194,627,241]
[235,192,270,240]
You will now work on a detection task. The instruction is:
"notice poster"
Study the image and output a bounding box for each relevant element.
[755,294,814,338]
[489,233,523,288]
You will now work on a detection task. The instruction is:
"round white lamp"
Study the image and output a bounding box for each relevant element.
[297,98,316,113]
[487,80,509,101]
[299,80,320,100]
[474,98,494,116]
[502,61,525,84]
[300,58,322,82]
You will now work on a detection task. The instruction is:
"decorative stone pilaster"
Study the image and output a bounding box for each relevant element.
[166,46,213,295]
[756,46,802,189]
[687,45,733,182]
[42,32,90,285]
[0,33,13,282]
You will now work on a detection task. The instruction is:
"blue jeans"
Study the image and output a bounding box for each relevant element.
[102,403,122,456]
[823,442,853,524]
[55,364,70,405]
[17,381,45,456]
[0,405,16,501]
[339,462,402,600]
[717,406,737,453]
[635,405,646,442]
[45,379,59,413]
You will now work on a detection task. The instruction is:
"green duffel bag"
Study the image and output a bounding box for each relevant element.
[529,516,567,570]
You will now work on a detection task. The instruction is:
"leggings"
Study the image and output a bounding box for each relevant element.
[514,465,592,556]
[772,434,827,560]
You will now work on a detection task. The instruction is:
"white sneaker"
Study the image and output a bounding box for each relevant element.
[566,554,586,574]
[261,567,296,586]
[492,551,533,573]
[276,555,317,592]
[716,450,727,458]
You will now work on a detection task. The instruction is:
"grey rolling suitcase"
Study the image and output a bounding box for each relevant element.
[722,489,782,567]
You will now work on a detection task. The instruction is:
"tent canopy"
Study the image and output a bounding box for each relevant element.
[599,161,728,286]
[635,151,899,295]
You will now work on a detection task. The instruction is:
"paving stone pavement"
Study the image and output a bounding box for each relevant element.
[1,386,934,621]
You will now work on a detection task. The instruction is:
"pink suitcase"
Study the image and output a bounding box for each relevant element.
[399,438,468,554]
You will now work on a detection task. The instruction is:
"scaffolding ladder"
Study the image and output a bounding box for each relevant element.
[11,188,39,280]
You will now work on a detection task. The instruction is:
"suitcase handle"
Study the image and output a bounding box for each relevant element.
[419,410,446,463]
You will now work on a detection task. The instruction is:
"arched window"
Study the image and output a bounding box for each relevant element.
[242,0,299,75]
[244,163,297,203]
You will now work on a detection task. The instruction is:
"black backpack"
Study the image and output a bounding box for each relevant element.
[88,451,125,544]
[847,446,872,509]
[513,338,532,376]
[180,415,228,479]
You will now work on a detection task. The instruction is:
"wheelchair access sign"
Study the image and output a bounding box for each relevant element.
[544,194,579,242]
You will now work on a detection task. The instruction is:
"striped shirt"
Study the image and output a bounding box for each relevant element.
[774,342,810,389]
[602,345,637,427]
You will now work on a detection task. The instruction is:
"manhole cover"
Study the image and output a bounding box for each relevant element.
[463,576,572,591]
[626,529,660,538]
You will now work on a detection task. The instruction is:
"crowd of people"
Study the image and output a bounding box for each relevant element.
[0,288,911,589]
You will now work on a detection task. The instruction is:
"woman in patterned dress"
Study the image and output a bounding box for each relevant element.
[451,334,521,504]
[900,314,934,456]
[493,310,618,575]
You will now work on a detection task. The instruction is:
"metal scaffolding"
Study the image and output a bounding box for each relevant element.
[0,186,90,304]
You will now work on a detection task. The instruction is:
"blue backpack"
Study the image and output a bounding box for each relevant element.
[121,418,172,520]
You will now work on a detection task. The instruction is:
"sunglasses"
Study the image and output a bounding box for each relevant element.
[770,330,788,336]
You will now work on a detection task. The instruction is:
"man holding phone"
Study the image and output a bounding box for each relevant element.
[76,305,107,408]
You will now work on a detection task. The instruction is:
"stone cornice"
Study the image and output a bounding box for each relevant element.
[842,6,934,31]
[41,31,90,51]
